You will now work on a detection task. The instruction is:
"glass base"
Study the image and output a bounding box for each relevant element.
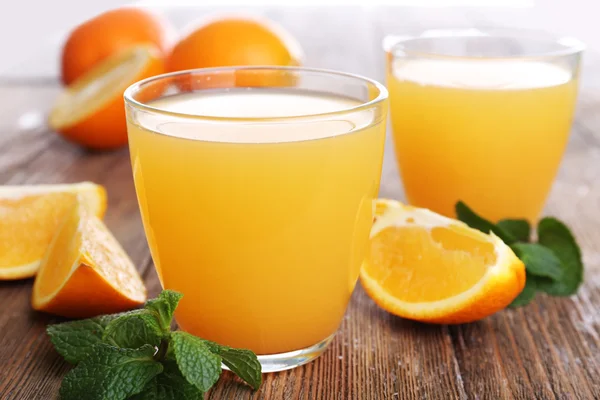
[225,334,335,373]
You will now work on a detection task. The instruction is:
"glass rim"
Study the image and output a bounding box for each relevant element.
[384,28,586,61]
[123,66,388,123]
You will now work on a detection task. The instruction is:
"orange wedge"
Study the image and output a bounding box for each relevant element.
[32,196,146,318]
[361,199,525,324]
[0,182,106,280]
[49,44,164,150]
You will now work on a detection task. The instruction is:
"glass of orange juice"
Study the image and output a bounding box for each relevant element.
[385,29,584,222]
[124,67,387,372]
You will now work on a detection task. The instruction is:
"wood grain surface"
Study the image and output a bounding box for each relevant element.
[1,7,599,400]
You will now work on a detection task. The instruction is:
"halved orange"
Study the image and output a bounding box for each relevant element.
[32,196,146,318]
[49,44,164,150]
[61,7,174,85]
[0,182,106,280]
[361,199,525,324]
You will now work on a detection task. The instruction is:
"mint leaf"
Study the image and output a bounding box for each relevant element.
[144,290,183,334]
[130,360,204,400]
[206,344,262,390]
[536,217,583,296]
[59,344,163,400]
[171,331,221,392]
[497,219,531,242]
[157,361,205,399]
[455,201,516,244]
[47,315,117,364]
[50,290,263,397]
[510,273,537,307]
[454,202,586,307]
[103,310,162,349]
[510,243,563,281]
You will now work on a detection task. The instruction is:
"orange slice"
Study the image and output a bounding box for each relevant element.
[49,44,164,150]
[32,196,146,318]
[0,182,106,280]
[361,199,525,324]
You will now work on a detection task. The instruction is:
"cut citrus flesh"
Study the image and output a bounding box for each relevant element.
[0,182,106,280]
[32,197,146,318]
[50,44,164,150]
[61,7,173,85]
[361,199,525,324]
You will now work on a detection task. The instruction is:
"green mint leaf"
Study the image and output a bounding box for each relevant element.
[130,360,204,400]
[536,217,584,296]
[455,201,516,244]
[144,290,184,334]
[157,361,205,399]
[510,243,563,281]
[47,314,118,364]
[59,344,163,400]
[206,344,262,390]
[102,310,163,349]
[509,273,537,307]
[171,331,221,392]
[497,219,531,242]
[127,381,160,400]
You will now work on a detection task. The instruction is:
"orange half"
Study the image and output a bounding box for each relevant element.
[0,182,106,280]
[50,44,164,150]
[32,197,146,318]
[361,199,525,324]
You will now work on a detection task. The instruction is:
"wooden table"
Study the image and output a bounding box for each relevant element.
[1,7,600,400]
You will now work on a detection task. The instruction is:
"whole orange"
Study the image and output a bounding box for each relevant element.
[61,7,174,85]
[167,15,304,73]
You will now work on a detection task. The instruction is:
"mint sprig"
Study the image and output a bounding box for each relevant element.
[455,201,584,307]
[47,290,262,399]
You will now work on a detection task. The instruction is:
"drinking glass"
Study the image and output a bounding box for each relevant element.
[385,29,584,222]
[124,67,387,372]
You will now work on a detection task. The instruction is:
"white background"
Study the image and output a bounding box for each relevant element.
[0,0,593,78]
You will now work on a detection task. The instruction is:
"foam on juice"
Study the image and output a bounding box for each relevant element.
[142,89,372,143]
[391,59,571,90]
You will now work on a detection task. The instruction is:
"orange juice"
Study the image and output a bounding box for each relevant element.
[127,89,386,355]
[388,59,578,221]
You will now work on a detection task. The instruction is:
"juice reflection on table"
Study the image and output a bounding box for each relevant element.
[388,58,579,222]
[128,89,386,355]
